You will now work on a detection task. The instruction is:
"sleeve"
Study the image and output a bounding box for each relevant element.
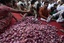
[57,6,61,11]
[3,5,28,13]
[4,6,21,13]
[4,6,15,12]
[52,10,64,17]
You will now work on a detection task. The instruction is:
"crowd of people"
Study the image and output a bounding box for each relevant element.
[16,0,64,32]
[0,0,64,43]
[0,0,64,32]
[16,0,64,23]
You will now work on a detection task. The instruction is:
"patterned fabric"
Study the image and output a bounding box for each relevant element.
[0,13,12,30]
[0,5,12,31]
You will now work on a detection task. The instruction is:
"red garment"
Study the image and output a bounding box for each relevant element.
[0,5,12,31]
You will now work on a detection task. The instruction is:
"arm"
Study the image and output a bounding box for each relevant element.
[9,7,29,13]
[4,5,29,13]
[48,10,51,16]
[39,8,47,19]
[32,6,37,19]
[53,10,64,17]
[33,9,37,19]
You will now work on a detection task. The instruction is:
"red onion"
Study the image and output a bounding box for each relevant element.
[0,16,63,43]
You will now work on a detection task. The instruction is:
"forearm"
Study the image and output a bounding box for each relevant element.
[40,14,47,19]
[53,10,64,16]
[41,16,47,19]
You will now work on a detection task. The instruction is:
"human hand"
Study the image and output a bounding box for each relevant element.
[32,18,38,21]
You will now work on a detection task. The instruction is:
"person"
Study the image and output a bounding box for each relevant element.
[47,0,57,10]
[47,10,64,22]
[0,0,29,32]
[50,4,58,15]
[57,0,64,11]
[27,0,37,16]
[21,0,38,21]
[17,0,27,11]
[32,0,41,17]
[46,0,64,22]
[12,0,17,9]
[41,0,45,7]
[39,1,50,21]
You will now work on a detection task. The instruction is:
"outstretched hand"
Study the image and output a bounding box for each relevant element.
[21,13,27,21]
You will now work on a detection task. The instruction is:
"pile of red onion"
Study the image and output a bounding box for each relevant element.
[0,16,64,43]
